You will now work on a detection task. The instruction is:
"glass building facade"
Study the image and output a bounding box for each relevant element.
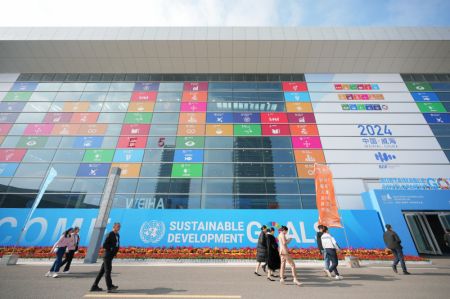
[0,73,449,211]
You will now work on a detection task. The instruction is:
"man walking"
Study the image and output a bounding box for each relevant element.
[317,225,330,275]
[61,226,80,273]
[383,224,410,275]
[90,223,121,293]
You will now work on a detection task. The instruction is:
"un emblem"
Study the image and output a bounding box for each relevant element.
[140,220,165,244]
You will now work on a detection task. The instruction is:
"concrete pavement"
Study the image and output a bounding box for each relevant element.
[1,259,450,299]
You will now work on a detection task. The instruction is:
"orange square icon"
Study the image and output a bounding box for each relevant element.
[294,149,326,163]
[296,163,316,178]
[205,124,233,136]
[177,124,205,136]
[128,102,155,112]
[63,102,90,112]
[182,91,208,102]
[286,102,313,113]
[178,113,206,124]
[289,124,319,136]
[77,124,108,136]
[52,124,81,136]
[111,163,141,177]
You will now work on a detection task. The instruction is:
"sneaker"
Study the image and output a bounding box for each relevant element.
[45,271,52,277]
[111,285,119,290]
[267,277,275,281]
[90,286,103,292]
[324,270,332,278]
[254,272,261,276]
[335,275,344,280]
[280,279,285,285]
[403,271,411,275]
[52,273,59,278]
[63,270,70,274]
[392,265,398,274]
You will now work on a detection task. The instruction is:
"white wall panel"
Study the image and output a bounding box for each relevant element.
[333,179,366,194]
[307,82,408,92]
[315,113,427,124]
[317,124,435,137]
[320,137,442,150]
[329,164,450,179]
[324,150,449,164]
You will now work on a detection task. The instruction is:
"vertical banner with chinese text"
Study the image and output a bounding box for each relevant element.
[314,163,342,227]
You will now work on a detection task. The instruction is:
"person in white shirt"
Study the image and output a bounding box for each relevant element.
[321,226,343,280]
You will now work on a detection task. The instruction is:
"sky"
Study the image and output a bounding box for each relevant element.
[1,0,449,27]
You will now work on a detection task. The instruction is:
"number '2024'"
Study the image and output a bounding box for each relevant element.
[358,124,393,136]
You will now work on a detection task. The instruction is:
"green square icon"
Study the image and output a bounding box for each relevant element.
[234,124,261,136]
[124,112,152,124]
[3,92,32,101]
[417,102,446,113]
[357,104,366,110]
[171,163,203,178]
[349,84,357,90]
[16,136,48,148]
[341,104,350,110]
[406,82,432,92]
[83,149,115,163]
[176,136,205,149]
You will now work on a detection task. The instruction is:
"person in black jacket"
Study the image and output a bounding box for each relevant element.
[383,224,410,275]
[265,227,281,281]
[254,225,268,276]
[317,225,330,275]
[91,223,121,293]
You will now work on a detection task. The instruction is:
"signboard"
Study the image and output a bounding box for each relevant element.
[113,149,144,163]
[181,102,207,112]
[134,82,159,91]
[317,124,434,137]
[121,124,151,136]
[111,163,141,177]
[179,113,206,124]
[416,102,446,113]
[184,82,208,92]
[406,82,433,92]
[234,124,262,136]
[423,113,450,124]
[284,92,310,102]
[124,112,153,124]
[205,124,233,136]
[380,178,450,190]
[176,136,205,149]
[315,113,427,124]
[310,92,414,102]
[174,149,204,163]
[182,91,208,102]
[261,124,290,136]
[83,149,115,163]
[0,149,27,162]
[117,136,148,148]
[171,163,203,178]
[290,124,319,136]
[287,113,316,124]
[314,164,341,228]
[206,112,233,124]
[24,124,54,136]
[128,102,155,113]
[323,150,448,164]
[260,113,288,124]
[76,163,111,177]
[329,164,450,179]
[233,113,260,123]
[307,82,407,92]
[320,137,441,150]
[0,163,19,177]
[177,124,206,136]
[73,136,103,149]
[411,92,439,102]
[0,209,385,249]
[291,137,322,149]
[312,103,419,113]
[282,82,308,92]
[131,91,158,102]
[10,82,38,92]
[43,113,73,123]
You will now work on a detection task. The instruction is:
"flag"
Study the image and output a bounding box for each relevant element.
[314,163,342,228]
[22,167,57,226]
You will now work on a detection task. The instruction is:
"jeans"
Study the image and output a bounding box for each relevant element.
[325,248,340,276]
[60,250,76,271]
[391,247,407,272]
[50,247,66,272]
[321,249,330,270]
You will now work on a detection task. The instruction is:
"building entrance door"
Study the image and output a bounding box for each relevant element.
[403,212,450,255]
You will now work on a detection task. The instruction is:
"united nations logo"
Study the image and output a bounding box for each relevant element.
[140,220,165,244]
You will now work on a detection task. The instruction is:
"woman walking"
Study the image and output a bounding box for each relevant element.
[45,228,74,278]
[266,227,281,281]
[278,226,302,286]
[254,225,268,276]
[321,226,343,280]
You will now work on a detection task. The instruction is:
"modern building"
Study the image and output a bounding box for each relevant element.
[0,27,449,255]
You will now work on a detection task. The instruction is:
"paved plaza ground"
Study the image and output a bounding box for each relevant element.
[1,259,450,299]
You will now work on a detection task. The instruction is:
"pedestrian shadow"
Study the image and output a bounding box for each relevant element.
[112,288,187,295]
[411,272,450,277]
[56,271,115,278]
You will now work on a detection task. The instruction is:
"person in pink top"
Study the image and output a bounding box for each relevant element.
[278,225,302,286]
[45,228,74,278]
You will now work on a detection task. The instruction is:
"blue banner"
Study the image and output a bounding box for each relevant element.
[0,209,385,249]
[206,112,234,124]
[411,92,439,102]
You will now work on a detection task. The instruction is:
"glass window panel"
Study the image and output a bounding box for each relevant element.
[53,150,85,162]
[29,92,57,101]
[72,178,106,193]
[208,92,233,102]
[203,163,233,177]
[234,149,263,162]
[101,102,129,112]
[234,163,265,177]
[152,113,179,124]
[169,178,202,194]
[8,178,43,192]
[234,195,268,209]
[0,136,21,148]
[207,102,233,112]
[146,136,176,148]
[301,195,316,209]
[204,149,233,162]
[149,124,178,136]
[154,102,181,112]
[264,163,297,177]
[136,178,170,193]
[437,137,450,149]
[109,83,135,91]
[205,137,233,148]
[234,178,266,193]
[58,137,76,148]
[23,102,51,112]
[202,195,234,209]
[0,178,11,193]
[116,178,138,193]
[159,83,183,92]
[14,163,49,177]
[105,124,122,136]
[46,137,62,148]
[97,113,125,123]
[8,124,27,135]
[266,179,300,194]
[263,149,295,163]
[39,193,72,208]
[269,195,302,209]
[35,83,62,92]
[49,102,65,112]
[81,92,107,102]
[55,92,82,101]
[88,102,104,112]
[208,82,233,91]
[157,92,181,102]
[167,194,201,209]
[258,92,284,102]
[234,137,262,148]
[140,163,172,177]
[79,194,101,207]
[16,113,45,123]
[101,137,118,148]
[257,82,282,91]
[232,82,258,91]
[46,178,75,193]
[202,178,233,194]
[23,149,56,162]
[84,83,110,91]
[262,137,292,149]
[50,163,79,177]
[143,149,164,162]
[298,179,315,194]
[60,82,86,91]
[105,92,132,101]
